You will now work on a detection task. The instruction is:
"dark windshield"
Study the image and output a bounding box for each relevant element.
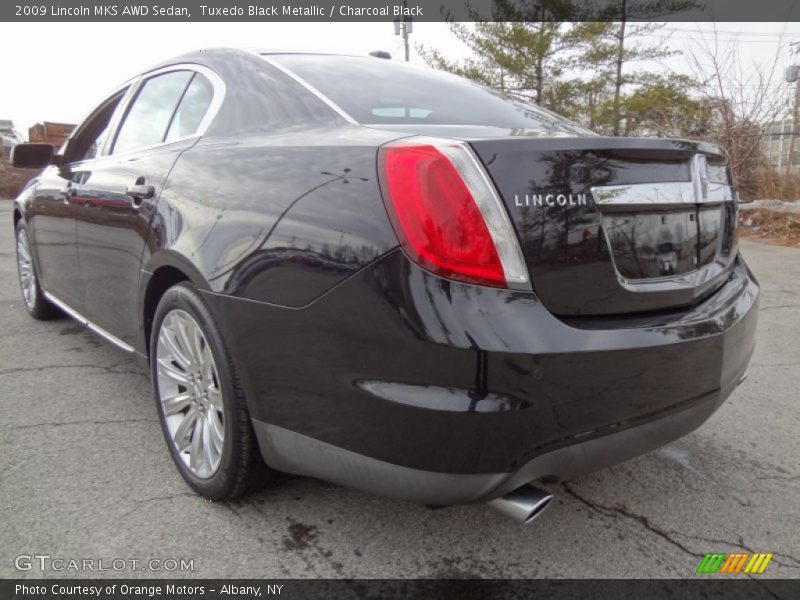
[267,54,592,136]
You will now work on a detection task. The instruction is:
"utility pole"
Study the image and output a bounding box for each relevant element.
[785,42,800,184]
[393,1,413,62]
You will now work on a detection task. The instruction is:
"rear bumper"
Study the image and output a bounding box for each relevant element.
[204,249,758,504]
[252,384,737,504]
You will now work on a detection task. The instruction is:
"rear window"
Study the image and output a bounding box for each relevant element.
[268,54,590,135]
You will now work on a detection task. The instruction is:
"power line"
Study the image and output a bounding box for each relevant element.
[659,35,796,44]
[659,27,800,37]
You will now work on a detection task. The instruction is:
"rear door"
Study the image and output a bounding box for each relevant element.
[73,67,219,347]
[470,137,738,316]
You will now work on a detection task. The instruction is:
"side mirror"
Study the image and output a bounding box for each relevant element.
[10,143,55,169]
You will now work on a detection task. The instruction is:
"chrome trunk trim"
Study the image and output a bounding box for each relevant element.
[590,179,737,290]
[591,181,735,210]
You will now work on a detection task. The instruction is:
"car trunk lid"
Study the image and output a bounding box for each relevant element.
[469,137,739,316]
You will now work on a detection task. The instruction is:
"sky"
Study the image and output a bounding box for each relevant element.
[1,21,800,137]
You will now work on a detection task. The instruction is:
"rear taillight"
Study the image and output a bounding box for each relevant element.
[378,138,529,289]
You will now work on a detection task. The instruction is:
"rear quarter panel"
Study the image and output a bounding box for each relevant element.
[142,125,401,307]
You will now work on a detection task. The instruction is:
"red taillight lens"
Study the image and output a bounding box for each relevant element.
[379,143,506,287]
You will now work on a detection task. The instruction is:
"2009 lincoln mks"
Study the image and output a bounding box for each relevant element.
[12,49,758,523]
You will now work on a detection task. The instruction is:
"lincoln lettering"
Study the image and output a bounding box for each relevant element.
[515,193,588,207]
[49,5,90,16]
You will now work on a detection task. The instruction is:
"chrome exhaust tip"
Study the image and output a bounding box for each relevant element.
[488,484,553,524]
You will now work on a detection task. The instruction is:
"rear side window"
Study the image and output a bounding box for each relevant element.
[113,71,192,154]
[269,54,590,135]
[165,74,214,142]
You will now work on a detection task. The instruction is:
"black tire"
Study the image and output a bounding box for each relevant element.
[14,221,60,320]
[150,282,265,500]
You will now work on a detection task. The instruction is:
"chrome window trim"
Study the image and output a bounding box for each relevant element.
[58,81,136,162]
[108,63,226,158]
[69,134,200,170]
[99,82,140,157]
[259,55,358,125]
[42,292,135,353]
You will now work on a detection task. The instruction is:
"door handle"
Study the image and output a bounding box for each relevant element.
[125,184,155,205]
[60,186,76,203]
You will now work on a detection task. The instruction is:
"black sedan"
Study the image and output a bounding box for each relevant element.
[11,49,758,523]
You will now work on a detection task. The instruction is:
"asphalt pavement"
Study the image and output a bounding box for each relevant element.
[1,201,798,579]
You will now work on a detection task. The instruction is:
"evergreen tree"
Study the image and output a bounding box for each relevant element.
[418,21,580,111]
[418,1,711,139]
[573,21,675,134]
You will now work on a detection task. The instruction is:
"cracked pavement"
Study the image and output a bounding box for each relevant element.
[1,202,798,579]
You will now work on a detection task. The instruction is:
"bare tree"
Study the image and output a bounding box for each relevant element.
[685,24,790,197]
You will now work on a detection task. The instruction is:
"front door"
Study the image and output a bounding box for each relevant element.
[74,69,215,347]
[26,167,80,308]
[28,88,129,311]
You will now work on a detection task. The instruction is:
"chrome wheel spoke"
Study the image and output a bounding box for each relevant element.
[173,406,198,452]
[203,356,216,383]
[17,242,30,261]
[159,325,191,371]
[162,392,193,416]
[175,315,201,367]
[156,308,225,479]
[207,387,223,411]
[202,417,216,471]
[192,328,207,365]
[208,410,224,449]
[156,357,189,385]
[189,417,204,472]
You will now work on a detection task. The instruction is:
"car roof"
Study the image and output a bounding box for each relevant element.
[141,47,402,81]
[166,47,382,61]
[159,47,395,66]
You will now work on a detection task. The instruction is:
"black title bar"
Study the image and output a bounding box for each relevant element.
[2,579,800,600]
[3,0,800,22]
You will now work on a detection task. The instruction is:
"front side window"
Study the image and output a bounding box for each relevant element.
[113,71,192,154]
[66,90,127,163]
[165,74,214,142]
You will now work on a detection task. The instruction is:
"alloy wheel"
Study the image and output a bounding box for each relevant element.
[156,309,225,479]
[16,229,37,310]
